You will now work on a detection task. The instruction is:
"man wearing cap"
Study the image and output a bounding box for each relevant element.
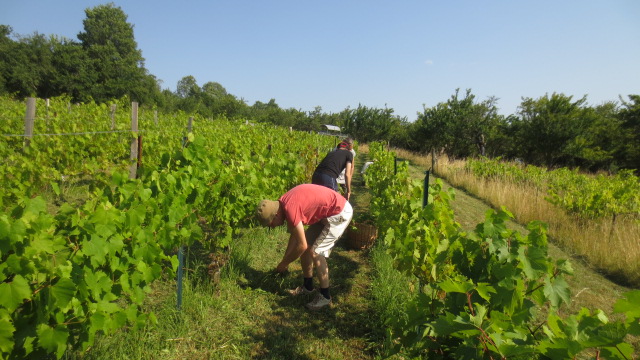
[256,183,353,310]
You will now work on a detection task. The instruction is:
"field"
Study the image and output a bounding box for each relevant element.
[1,98,639,359]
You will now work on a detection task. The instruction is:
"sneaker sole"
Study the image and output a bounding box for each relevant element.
[288,287,315,296]
[306,303,332,311]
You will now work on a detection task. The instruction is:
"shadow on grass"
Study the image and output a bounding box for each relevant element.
[236,249,377,359]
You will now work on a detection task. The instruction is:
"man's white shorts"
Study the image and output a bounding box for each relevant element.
[308,201,353,258]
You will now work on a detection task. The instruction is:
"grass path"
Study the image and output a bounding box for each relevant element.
[218,151,381,359]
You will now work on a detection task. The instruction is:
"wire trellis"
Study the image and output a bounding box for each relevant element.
[1,129,142,137]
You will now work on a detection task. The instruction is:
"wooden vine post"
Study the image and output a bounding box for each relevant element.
[129,102,139,179]
[45,98,50,121]
[110,104,117,130]
[431,148,437,174]
[24,97,36,149]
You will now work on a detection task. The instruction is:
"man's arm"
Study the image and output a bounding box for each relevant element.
[276,221,308,272]
[345,160,353,201]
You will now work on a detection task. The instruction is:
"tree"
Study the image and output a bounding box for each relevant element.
[201,81,227,100]
[50,37,95,102]
[567,101,623,171]
[174,75,201,112]
[618,95,640,171]
[514,93,593,167]
[1,32,56,98]
[0,25,13,94]
[176,75,200,99]
[212,94,247,119]
[412,89,499,159]
[77,3,148,102]
[341,104,400,144]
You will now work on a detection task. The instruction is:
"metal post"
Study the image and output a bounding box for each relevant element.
[176,246,184,310]
[394,156,397,175]
[177,116,193,311]
[423,170,430,207]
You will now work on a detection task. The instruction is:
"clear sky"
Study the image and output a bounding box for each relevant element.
[2,1,639,121]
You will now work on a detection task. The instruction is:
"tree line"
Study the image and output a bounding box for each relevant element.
[1,3,638,173]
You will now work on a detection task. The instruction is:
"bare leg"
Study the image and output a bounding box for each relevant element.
[312,252,329,288]
[301,247,314,278]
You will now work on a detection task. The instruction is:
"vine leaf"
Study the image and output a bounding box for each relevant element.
[51,278,76,309]
[439,277,474,294]
[613,290,640,320]
[36,324,68,359]
[0,275,31,312]
[600,343,635,360]
[543,276,570,308]
[0,310,15,354]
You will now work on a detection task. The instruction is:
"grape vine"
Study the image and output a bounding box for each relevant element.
[365,142,639,359]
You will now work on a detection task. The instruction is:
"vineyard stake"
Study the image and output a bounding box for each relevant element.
[177,116,194,311]
[182,116,193,147]
[177,246,184,310]
[423,170,430,207]
[129,102,139,179]
[394,156,397,175]
[24,97,36,149]
[137,134,143,169]
[110,104,117,130]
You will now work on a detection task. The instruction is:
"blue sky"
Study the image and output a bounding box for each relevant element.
[2,1,639,121]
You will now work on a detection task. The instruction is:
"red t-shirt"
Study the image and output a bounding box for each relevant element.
[279,184,346,228]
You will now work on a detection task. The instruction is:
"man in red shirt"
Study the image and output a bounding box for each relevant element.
[256,184,353,310]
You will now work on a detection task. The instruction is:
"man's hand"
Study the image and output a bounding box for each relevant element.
[276,262,288,273]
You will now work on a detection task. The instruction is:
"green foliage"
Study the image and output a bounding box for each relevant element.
[0,4,158,105]
[412,88,500,158]
[512,92,626,170]
[341,104,407,144]
[547,168,640,219]
[0,97,336,358]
